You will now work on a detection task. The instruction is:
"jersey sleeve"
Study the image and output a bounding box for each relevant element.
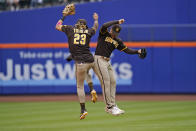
[100,20,119,34]
[61,25,73,35]
[117,40,127,51]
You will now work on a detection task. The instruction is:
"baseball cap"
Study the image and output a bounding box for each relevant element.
[112,24,121,36]
[77,19,87,25]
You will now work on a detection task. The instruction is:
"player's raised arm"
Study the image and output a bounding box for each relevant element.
[100,19,125,34]
[55,4,75,32]
[55,18,66,32]
[92,12,99,32]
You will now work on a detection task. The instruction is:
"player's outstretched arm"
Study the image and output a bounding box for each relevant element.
[92,12,99,32]
[100,19,125,34]
[123,48,147,59]
[123,48,140,54]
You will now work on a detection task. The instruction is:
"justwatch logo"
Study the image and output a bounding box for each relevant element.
[0,59,133,86]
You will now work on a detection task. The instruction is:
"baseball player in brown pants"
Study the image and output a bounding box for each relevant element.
[94,19,147,116]
[55,4,100,119]
[66,54,97,103]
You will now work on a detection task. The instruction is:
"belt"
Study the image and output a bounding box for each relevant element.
[75,61,94,64]
[95,55,110,61]
[102,56,110,61]
[75,62,84,64]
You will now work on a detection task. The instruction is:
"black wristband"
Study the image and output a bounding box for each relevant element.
[61,16,66,21]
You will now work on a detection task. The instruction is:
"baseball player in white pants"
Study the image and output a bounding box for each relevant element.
[56,5,100,119]
[94,19,144,116]
[66,54,97,103]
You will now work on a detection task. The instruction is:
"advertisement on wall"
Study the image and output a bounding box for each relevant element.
[0,48,134,94]
[1,44,196,94]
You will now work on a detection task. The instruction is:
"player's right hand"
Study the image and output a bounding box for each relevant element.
[119,19,125,24]
[93,12,98,21]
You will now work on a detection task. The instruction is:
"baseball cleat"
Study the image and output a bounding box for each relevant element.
[105,106,125,116]
[91,89,97,103]
[113,106,125,114]
[80,111,88,120]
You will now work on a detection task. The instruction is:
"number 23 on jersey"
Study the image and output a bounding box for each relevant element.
[74,33,86,45]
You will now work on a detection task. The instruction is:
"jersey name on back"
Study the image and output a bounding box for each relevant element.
[74,29,89,34]
[105,37,119,48]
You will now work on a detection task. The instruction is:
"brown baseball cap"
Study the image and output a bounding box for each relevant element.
[76,19,88,28]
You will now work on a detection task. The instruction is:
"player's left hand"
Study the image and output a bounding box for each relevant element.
[138,48,147,59]
[66,57,72,62]
[93,12,98,20]
[62,4,75,16]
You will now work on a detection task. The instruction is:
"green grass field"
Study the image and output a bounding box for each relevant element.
[0,101,196,131]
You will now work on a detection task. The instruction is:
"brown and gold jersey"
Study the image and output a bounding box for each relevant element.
[95,31,127,58]
[62,25,95,63]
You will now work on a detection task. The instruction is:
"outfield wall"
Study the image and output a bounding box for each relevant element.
[0,0,196,43]
[0,0,196,94]
[0,42,196,94]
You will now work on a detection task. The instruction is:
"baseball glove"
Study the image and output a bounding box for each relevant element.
[66,55,73,62]
[62,4,75,16]
[139,48,147,59]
